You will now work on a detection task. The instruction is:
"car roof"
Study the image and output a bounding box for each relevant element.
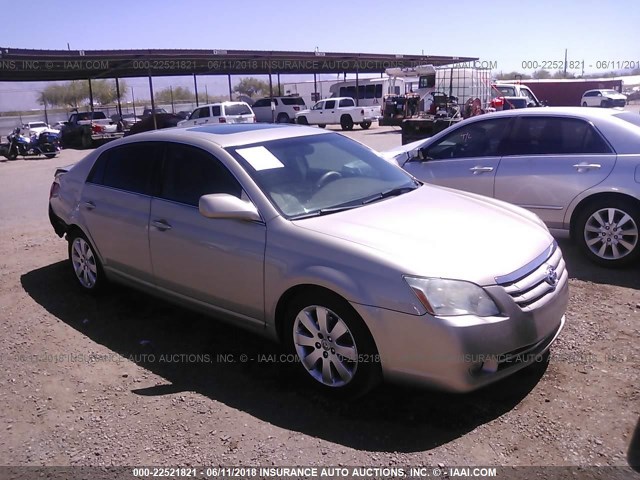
[479,106,628,120]
[114,123,330,148]
[197,101,249,107]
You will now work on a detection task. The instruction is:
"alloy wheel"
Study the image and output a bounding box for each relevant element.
[292,305,358,387]
[71,237,98,288]
[584,207,639,260]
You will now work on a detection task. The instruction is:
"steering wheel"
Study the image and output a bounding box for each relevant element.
[316,171,343,189]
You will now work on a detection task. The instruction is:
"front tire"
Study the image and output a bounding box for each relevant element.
[81,133,93,149]
[575,199,640,267]
[68,231,105,291]
[582,102,588,107]
[286,291,381,397]
[296,116,308,125]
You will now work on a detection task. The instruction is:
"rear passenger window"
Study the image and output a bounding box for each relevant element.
[87,144,160,194]
[159,144,242,207]
[339,98,354,107]
[502,117,612,155]
[212,105,221,116]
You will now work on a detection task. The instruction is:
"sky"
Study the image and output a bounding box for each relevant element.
[1,0,639,111]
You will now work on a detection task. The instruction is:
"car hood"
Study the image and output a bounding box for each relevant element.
[603,93,627,99]
[294,185,553,286]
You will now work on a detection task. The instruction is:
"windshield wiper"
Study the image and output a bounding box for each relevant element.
[361,184,420,205]
[291,204,363,220]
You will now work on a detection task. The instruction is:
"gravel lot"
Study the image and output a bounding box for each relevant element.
[0,126,639,475]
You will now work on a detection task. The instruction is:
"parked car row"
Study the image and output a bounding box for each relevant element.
[46,103,640,398]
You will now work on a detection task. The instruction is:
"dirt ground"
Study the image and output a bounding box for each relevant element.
[0,133,639,477]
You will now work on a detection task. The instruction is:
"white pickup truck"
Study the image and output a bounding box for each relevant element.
[295,97,380,130]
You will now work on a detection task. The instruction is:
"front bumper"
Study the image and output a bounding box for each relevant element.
[351,272,568,393]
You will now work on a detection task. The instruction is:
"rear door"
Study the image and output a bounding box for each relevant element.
[79,143,162,283]
[494,115,616,229]
[148,142,266,323]
[403,117,511,197]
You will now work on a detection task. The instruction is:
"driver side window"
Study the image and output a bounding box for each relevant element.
[424,118,510,160]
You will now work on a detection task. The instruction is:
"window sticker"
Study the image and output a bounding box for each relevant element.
[236,146,285,171]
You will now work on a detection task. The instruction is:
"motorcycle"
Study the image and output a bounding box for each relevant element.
[3,127,61,160]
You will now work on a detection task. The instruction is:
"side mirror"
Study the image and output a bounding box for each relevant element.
[199,193,261,222]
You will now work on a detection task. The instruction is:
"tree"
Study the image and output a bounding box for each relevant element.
[532,69,552,79]
[494,71,531,80]
[155,86,196,103]
[233,77,272,98]
[552,70,575,79]
[39,79,126,108]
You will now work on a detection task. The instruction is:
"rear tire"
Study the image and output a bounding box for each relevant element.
[575,198,640,267]
[340,115,354,131]
[318,124,326,129]
[285,290,381,398]
[67,230,105,292]
[360,121,372,130]
[276,113,290,124]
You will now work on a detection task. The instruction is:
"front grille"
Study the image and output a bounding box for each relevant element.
[498,245,568,312]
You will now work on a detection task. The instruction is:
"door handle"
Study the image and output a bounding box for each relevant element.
[572,163,601,171]
[469,166,494,174]
[82,201,95,210]
[151,219,172,231]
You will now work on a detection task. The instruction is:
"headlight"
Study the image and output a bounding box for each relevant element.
[404,276,500,317]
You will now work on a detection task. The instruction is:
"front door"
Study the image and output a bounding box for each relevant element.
[148,143,266,323]
[403,117,511,197]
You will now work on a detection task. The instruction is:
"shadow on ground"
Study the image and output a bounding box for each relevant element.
[557,239,640,290]
[22,261,547,453]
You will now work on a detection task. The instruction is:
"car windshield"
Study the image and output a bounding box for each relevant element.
[29,122,47,128]
[227,134,418,219]
[613,111,640,128]
[601,90,620,95]
[225,104,252,116]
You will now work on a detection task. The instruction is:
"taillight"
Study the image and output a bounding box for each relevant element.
[293,106,300,111]
[219,117,226,123]
[91,123,104,133]
[49,181,60,199]
[492,97,504,108]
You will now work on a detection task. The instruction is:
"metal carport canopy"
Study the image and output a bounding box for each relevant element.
[0,48,478,81]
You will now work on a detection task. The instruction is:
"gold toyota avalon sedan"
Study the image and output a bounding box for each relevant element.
[49,124,568,396]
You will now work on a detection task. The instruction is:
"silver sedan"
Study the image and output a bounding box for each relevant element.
[382,107,640,268]
[49,124,568,396]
